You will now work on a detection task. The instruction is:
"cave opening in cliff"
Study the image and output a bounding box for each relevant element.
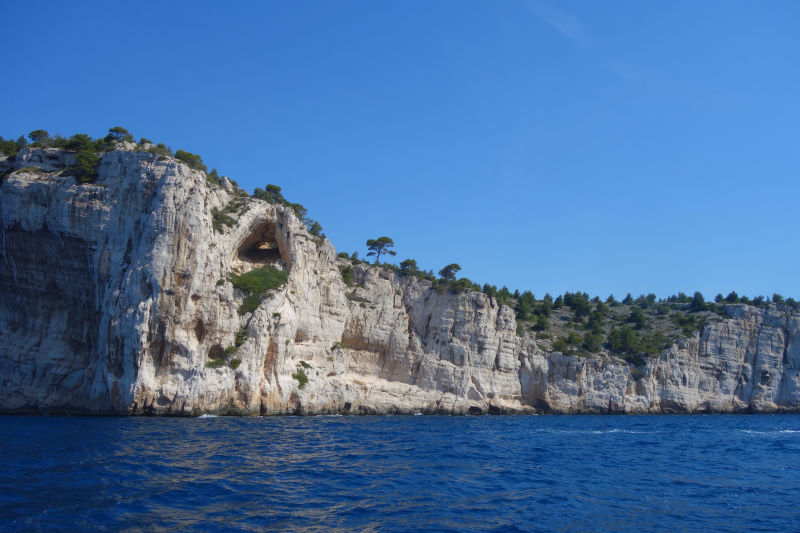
[234,221,286,272]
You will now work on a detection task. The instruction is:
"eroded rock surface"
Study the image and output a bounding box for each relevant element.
[1,149,798,414]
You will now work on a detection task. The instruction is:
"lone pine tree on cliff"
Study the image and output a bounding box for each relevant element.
[438,263,461,281]
[366,237,396,264]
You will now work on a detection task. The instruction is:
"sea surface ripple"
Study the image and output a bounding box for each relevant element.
[1,414,798,531]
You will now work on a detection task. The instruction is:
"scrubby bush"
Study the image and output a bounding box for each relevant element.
[231,266,289,295]
[442,277,482,293]
[564,291,591,320]
[238,295,260,315]
[235,328,248,348]
[107,126,133,143]
[230,266,289,314]
[0,135,27,159]
[211,208,235,233]
[399,258,418,276]
[628,307,646,329]
[607,326,641,356]
[73,149,100,183]
[147,143,173,157]
[690,291,706,312]
[552,337,569,352]
[671,313,701,336]
[253,184,286,203]
[63,133,94,152]
[340,266,354,287]
[583,332,604,352]
[292,368,308,388]
[206,168,221,186]
[205,358,225,369]
[174,149,207,172]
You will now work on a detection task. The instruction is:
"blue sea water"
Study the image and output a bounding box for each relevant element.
[0,415,798,532]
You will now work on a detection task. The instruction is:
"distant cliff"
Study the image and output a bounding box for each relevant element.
[1,146,798,415]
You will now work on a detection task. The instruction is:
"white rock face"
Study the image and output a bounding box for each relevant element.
[0,149,798,414]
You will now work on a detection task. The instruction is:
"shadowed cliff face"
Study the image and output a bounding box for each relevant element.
[1,147,798,415]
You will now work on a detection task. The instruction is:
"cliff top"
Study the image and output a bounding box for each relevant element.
[2,127,798,369]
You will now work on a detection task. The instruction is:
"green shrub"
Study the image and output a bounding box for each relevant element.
[341,266,354,287]
[690,291,706,312]
[292,368,308,388]
[147,143,173,157]
[672,313,700,336]
[205,358,225,368]
[229,358,241,369]
[235,328,248,348]
[212,211,235,233]
[566,332,582,346]
[238,294,260,315]
[211,201,241,232]
[231,266,289,315]
[231,266,289,295]
[308,220,323,237]
[583,332,604,352]
[607,326,641,356]
[299,360,311,369]
[638,332,671,356]
[628,307,646,329]
[0,135,27,159]
[206,168,221,186]
[174,149,207,172]
[442,277,481,293]
[72,149,100,183]
[107,126,133,143]
[64,133,94,152]
[552,337,569,352]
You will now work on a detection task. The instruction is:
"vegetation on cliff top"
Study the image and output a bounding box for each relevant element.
[337,237,798,366]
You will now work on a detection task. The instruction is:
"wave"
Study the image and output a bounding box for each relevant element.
[739,429,799,435]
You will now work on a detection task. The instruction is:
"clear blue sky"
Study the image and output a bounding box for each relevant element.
[2,1,798,300]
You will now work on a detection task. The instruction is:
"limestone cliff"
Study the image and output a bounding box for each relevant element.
[1,148,798,415]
